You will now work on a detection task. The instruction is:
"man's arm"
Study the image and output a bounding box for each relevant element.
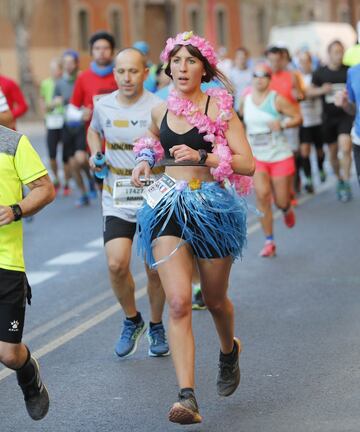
[0,175,55,226]
[9,80,28,119]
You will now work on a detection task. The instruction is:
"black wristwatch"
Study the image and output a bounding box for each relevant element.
[198,149,208,165]
[10,204,23,221]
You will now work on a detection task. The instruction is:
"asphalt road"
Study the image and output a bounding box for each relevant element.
[0,123,359,432]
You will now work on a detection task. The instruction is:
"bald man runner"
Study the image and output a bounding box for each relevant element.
[87,48,169,358]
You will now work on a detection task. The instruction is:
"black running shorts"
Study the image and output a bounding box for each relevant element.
[62,124,87,157]
[322,114,353,144]
[299,125,323,149]
[103,216,137,244]
[0,268,32,344]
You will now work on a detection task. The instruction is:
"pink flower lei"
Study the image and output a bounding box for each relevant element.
[160,31,218,67]
[167,88,252,196]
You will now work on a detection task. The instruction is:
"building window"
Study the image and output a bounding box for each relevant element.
[109,8,122,48]
[189,7,201,35]
[216,8,227,47]
[257,8,266,45]
[78,9,89,51]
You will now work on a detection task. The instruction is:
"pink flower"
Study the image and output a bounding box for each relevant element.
[160,32,218,67]
[134,137,164,162]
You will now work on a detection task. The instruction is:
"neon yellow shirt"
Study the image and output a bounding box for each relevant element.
[0,126,48,272]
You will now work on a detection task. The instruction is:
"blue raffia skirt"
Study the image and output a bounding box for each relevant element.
[137,181,248,268]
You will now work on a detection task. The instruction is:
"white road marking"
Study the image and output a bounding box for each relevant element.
[45,251,100,266]
[27,271,58,286]
[22,272,147,344]
[85,237,103,249]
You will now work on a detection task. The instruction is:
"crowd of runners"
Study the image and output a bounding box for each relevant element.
[0,28,360,426]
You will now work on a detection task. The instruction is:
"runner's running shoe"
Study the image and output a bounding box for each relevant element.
[168,390,202,424]
[216,338,241,397]
[304,178,314,194]
[63,185,71,196]
[17,357,50,421]
[319,170,326,183]
[147,323,170,357]
[259,241,276,258]
[283,208,296,228]
[337,180,352,202]
[53,180,60,195]
[115,318,146,358]
[192,286,207,310]
[75,194,90,207]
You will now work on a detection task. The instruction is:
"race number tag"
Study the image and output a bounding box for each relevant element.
[325,83,346,104]
[113,178,153,209]
[45,113,64,130]
[143,174,176,209]
[250,133,271,147]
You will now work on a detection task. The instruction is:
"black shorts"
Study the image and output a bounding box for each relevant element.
[103,216,137,244]
[151,211,222,259]
[47,128,70,162]
[299,125,323,149]
[62,124,87,157]
[0,268,32,344]
[322,115,353,144]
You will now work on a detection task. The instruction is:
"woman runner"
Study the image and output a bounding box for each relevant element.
[241,63,302,257]
[131,32,254,424]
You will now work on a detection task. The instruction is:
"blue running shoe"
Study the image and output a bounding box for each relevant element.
[115,318,146,358]
[88,179,97,200]
[147,323,170,357]
[75,194,90,207]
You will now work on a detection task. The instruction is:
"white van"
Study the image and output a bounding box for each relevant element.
[268,22,356,61]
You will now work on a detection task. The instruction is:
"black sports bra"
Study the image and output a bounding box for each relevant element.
[159,96,213,159]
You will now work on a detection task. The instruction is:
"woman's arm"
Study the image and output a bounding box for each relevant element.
[275,95,302,129]
[131,103,166,186]
[207,110,255,176]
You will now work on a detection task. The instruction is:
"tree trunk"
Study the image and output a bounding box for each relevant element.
[14,20,38,115]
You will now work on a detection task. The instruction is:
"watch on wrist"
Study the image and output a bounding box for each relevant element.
[198,149,208,165]
[10,204,23,221]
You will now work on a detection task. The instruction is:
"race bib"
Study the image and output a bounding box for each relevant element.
[113,178,153,209]
[143,174,176,209]
[45,113,64,130]
[249,133,271,147]
[325,83,346,104]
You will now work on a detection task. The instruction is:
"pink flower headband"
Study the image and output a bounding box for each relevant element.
[160,31,218,67]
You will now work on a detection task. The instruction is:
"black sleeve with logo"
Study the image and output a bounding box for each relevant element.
[312,65,353,118]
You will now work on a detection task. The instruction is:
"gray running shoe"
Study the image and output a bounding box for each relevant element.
[216,338,241,397]
[18,357,50,421]
[168,391,202,424]
[115,318,146,358]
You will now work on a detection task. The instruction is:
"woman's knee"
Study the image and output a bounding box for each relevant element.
[256,189,272,206]
[203,295,229,314]
[107,257,129,277]
[168,296,191,320]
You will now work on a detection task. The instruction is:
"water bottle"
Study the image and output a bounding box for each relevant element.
[93,152,108,179]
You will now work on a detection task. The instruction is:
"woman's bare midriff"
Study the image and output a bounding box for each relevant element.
[165,165,215,182]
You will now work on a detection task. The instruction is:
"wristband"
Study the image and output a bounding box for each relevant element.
[10,204,23,221]
[198,149,208,165]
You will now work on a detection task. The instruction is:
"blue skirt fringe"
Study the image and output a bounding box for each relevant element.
[137,182,248,268]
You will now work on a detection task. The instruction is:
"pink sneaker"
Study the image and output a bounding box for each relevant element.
[283,208,296,228]
[259,241,276,258]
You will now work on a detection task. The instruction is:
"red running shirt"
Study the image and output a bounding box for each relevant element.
[0,75,28,119]
[70,69,117,111]
[269,70,297,105]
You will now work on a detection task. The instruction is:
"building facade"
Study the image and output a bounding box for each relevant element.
[0,0,358,84]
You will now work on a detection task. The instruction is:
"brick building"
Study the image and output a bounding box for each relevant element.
[0,0,358,85]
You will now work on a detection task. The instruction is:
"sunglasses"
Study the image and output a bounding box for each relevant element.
[253,71,271,78]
